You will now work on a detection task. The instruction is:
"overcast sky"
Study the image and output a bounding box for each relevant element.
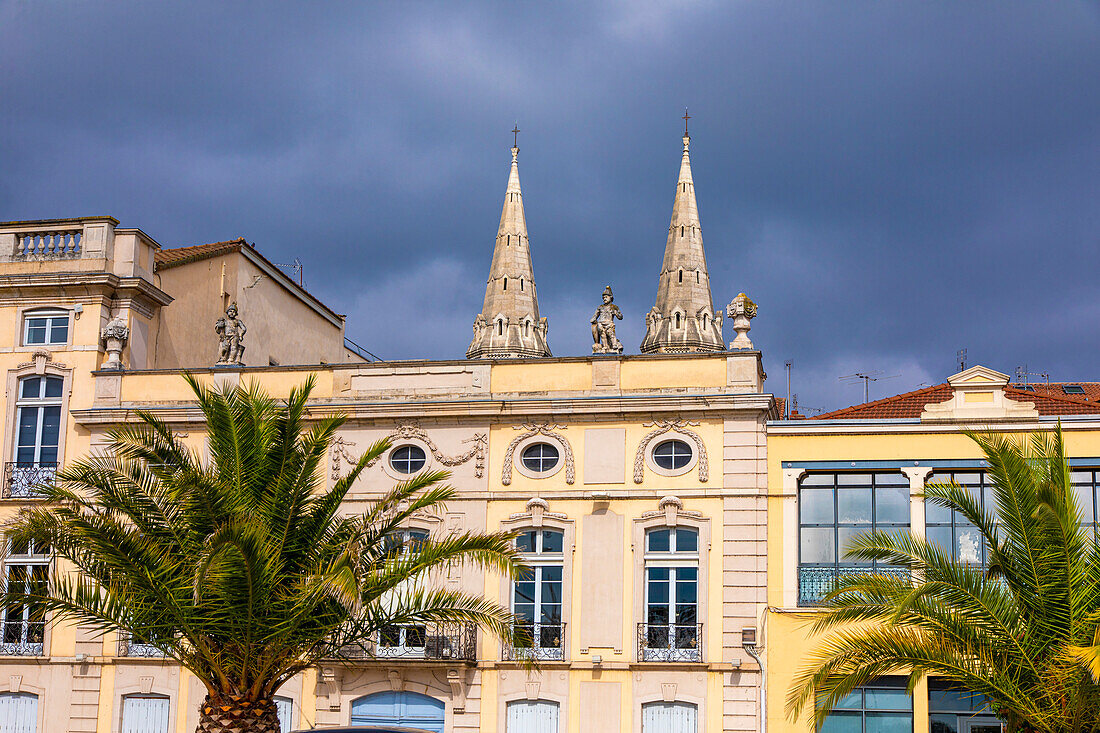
[2,2,1098,411]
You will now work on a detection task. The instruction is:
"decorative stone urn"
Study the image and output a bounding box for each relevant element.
[725,293,757,350]
[100,315,130,370]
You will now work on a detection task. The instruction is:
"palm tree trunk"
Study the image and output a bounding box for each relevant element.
[196,693,281,733]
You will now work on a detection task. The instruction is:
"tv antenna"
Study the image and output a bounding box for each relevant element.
[273,257,304,287]
[1014,365,1049,389]
[957,348,967,372]
[839,370,900,403]
[784,361,792,418]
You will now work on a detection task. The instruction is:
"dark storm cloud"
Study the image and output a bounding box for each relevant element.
[2,1,1098,410]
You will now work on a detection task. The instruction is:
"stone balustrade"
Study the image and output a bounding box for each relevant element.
[14,228,83,258]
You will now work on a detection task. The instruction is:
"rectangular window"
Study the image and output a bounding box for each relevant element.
[1071,470,1099,539]
[642,527,700,661]
[799,473,910,605]
[508,529,565,661]
[820,677,912,733]
[928,680,1003,733]
[0,537,49,656]
[22,312,68,346]
[925,472,998,567]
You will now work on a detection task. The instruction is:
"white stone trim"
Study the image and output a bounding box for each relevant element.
[511,433,567,480]
[634,420,708,483]
[502,424,575,485]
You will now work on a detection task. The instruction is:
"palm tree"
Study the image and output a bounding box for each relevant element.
[2,375,522,733]
[788,428,1100,733]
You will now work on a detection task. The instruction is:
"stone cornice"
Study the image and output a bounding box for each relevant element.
[0,272,173,307]
[72,392,775,427]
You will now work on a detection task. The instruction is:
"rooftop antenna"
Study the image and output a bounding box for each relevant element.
[273,257,304,287]
[1014,365,1049,388]
[682,108,691,137]
[839,370,901,403]
[785,361,792,419]
[957,348,967,372]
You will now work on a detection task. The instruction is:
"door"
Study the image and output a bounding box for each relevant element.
[0,692,38,733]
[120,695,170,733]
[962,719,1003,733]
[642,701,697,733]
[350,691,444,733]
[506,700,559,733]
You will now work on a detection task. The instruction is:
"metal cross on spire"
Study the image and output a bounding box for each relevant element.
[512,123,520,148]
[682,108,691,136]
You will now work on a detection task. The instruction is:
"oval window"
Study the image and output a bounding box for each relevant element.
[390,445,427,474]
[652,439,692,470]
[521,443,560,473]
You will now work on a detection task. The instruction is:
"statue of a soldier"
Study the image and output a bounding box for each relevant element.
[591,285,624,354]
[215,302,247,365]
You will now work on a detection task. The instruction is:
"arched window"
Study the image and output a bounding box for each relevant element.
[511,529,564,660]
[674,312,681,329]
[351,691,444,732]
[642,701,697,732]
[702,314,708,330]
[678,270,683,283]
[498,320,504,336]
[504,277,508,291]
[642,527,699,661]
[120,694,170,733]
[507,699,560,732]
[0,692,38,732]
[520,278,525,291]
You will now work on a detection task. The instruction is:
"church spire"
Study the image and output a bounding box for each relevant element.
[466,136,551,359]
[640,123,725,354]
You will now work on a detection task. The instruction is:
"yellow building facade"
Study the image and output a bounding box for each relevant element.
[0,216,775,732]
[765,366,1100,733]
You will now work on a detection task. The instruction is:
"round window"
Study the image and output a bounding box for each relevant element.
[390,445,427,474]
[652,439,693,470]
[521,443,560,473]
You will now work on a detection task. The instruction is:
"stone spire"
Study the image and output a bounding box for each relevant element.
[466,142,551,359]
[640,128,725,354]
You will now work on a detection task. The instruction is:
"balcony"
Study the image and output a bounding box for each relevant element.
[502,622,565,662]
[799,566,911,606]
[637,623,702,663]
[336,622,477,662]
[3,463,56,499]
[0,620,44,656]
[118,634,165,658]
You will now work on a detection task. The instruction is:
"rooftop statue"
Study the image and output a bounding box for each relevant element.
[591,285,624,354]
[215,302,247,366]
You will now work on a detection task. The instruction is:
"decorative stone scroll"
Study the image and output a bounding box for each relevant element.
[502,424,575,485]
[330,425,487,481]
[633,419,709,484]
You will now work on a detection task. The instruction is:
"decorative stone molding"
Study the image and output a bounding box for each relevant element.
[100,314,130,370]
[502,424,575,485]
[921,365,1039,422]
[330,425,487,481]
[726,293,757,350]
[448,668,467,712]
[640,496,703,524]
[633,419,709,484]
[525,681,541,700]
[18,350,67,376]
[507,497,567,527]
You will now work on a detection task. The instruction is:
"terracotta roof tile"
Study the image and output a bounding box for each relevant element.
[812,382,1100,420]
[154,238,247,269]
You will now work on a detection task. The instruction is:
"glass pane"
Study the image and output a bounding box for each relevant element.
[1072,486,1094,523]
[542,530,563,553]
[675,578,697,604]
[876,487,910,524]
[516,531,536,553]
[833,691,862,709]
[648,529,670,553]
[49,319,68,343]
[929,687,969,712]
[874,472,908,487]
[648,580,669,605]
[866,712,912,733]
[957,525,982,565]
[514,582,535,605]
[801,527,836,564]
[837,473,873,487]
[647,605,669,625]
[820,712,861,733]
[41,406,61,446]
[800,473,834,486]
[20,378,41,399]
[801,488,835,525]
[925,499,953,524]
[838,527,869,564]
[926,525,953,555]
[675,528,698,553]
[43,377,63,398]
[929,713,959,733]
[838,488,872,524]
[865,688,911,710]
[25,319,46,345]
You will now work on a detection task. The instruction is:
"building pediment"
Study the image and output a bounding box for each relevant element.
[922,364,1038,422]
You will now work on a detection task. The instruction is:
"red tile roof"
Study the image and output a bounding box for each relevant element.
[1012,382,1100,402]
[154,238,248,269]
[812,382,1100,420]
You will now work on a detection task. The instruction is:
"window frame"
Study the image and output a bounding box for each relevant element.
[20,308,70,349]
[510,528,565,660]
[380,438,434,480]
[820,676,913,733]
[1,536,51,656]
[924,471,998,568]
[641,526,700,661]
[520,442,561,474]
[797,472,911,607]
[644,433,699,479]
[512,433,569,481]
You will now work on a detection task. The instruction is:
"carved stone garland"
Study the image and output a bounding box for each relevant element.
[501,424,575,485]
[633,419,709,484]
[330,425,487,481]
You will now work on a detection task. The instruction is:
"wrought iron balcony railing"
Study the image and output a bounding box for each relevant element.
[502,622,565,661]
[3,462,56,499]
[799,565,911,606]
[336,622,477,662]
[0,620,44,656]
[637,623,702,662]
[118,634,166,658]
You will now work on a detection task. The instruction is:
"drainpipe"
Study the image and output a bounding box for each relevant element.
[744,641,766,733]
